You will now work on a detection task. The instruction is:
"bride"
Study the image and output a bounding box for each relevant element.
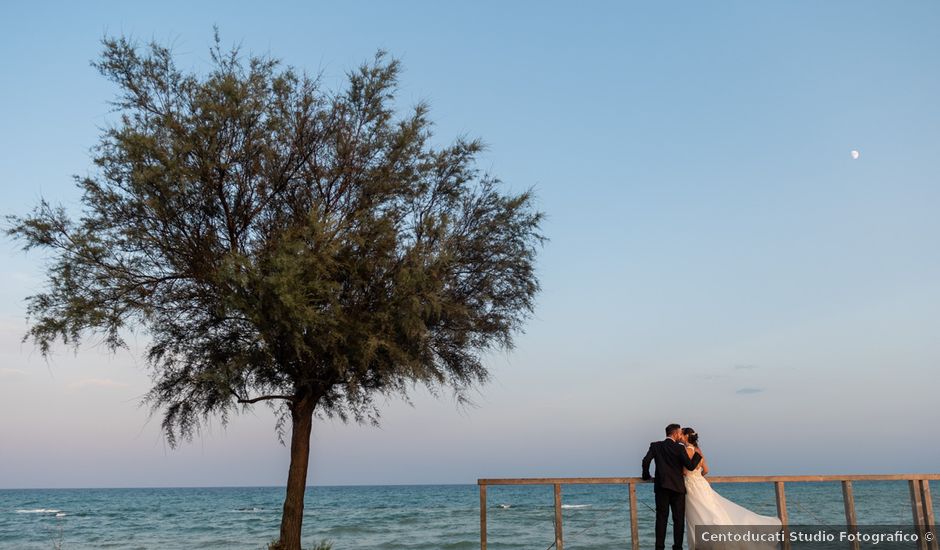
[681,428,782,549]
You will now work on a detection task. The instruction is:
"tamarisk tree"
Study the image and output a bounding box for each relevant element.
[7,35,544,549]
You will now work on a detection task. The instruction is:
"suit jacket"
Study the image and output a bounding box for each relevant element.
[641,438,703,493]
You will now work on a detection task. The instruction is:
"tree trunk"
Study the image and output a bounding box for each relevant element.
[277,395,316,550]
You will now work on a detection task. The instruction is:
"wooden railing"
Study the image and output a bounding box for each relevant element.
[477,474,940,550]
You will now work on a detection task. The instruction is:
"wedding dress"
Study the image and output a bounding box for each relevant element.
[684,463,782,549]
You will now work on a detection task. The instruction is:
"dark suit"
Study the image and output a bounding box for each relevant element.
[642,438,703,550]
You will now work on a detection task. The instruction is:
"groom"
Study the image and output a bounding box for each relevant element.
[642,423,703,550]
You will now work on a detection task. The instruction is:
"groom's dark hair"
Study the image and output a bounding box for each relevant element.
[665,423,681,436]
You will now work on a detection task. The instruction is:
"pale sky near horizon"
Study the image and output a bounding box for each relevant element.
[2,1,939,489]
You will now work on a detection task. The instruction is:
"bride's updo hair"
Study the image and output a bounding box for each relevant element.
[682,427,699,448]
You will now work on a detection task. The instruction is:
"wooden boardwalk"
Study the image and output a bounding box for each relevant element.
[477,474,940,550]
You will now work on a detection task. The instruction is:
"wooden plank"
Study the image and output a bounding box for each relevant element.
[554,483,563,550]
[480,477,637,485]
[911,480,928,550]
[477,473,940,486]
[710,474,940,483]
[480,484,487,550]
[776,481,791,550]
[629,482,639,550]
[920,480,937,550]
[842,481,859,550]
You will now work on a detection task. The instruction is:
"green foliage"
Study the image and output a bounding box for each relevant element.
[6,33,545,447]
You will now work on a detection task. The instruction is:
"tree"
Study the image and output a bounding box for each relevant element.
[6,34,544,549]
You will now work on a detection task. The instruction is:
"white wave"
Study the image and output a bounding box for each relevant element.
[235,507,264,513]
[16,509,61,514]
[55,513,67,517]
[561,504,591,509]
[498,504,511,509]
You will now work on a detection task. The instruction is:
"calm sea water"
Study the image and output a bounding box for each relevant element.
[0,481,931,549]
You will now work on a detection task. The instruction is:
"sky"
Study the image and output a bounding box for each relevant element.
[1,1,939,489]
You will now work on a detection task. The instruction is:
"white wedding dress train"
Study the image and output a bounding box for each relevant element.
[684,467,782,549]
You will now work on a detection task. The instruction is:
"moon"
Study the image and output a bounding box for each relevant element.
[850,150,860,160]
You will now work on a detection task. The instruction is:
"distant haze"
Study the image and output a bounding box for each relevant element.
[2,1,939,488]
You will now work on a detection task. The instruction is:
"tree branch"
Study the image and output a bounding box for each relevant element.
[237,393,295,404]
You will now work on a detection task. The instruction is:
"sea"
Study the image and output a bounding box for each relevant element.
[0,481,932,549]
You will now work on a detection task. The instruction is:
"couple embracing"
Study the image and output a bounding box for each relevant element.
[642,423,781,550]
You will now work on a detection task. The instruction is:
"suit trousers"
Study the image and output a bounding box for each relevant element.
[654,486,686,550]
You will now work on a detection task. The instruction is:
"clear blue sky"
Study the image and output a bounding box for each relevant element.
[2,1,939,488]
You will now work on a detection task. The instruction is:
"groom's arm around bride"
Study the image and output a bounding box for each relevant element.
[641,438,702,490]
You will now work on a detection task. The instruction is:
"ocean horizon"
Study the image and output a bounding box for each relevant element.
[2,481,933,549]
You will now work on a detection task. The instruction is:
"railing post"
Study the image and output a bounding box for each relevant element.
[842,480,859,550]
[911,479,928,550]
[919,480,937,550]
[554,483,563,550]
[479,482,487,550]
[629,482,639,550]
[775,481,791,550]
